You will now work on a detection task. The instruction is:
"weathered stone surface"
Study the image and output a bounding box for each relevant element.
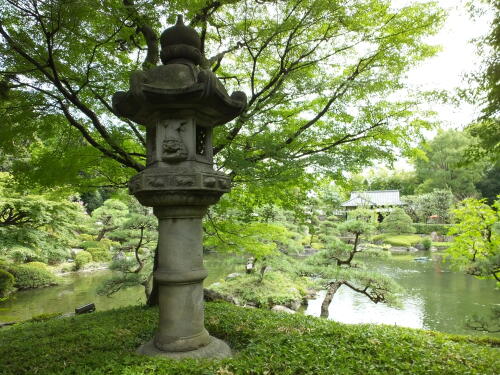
[286,300,302,311]
[112,14,246,360]
[203,288,237,304]
[137,336,232,359]
[271,305,296,314]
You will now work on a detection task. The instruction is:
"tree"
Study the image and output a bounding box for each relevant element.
[446,198,499,284]
[475,162,500,205]
[353,168,418,196]
[462,0,499,161]
[402,189,454,223]
[307,219,400,317]
[446,197,500,333]
[0,0,444,192]
[413,130,487,199]
[0,172,89,264]
[99,212,158,300]
[380,207,415,234]
[91,199,129,241]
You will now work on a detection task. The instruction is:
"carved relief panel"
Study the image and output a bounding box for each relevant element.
[146,118,214,166]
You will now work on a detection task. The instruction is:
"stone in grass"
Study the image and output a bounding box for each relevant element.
[286,300,302,311]
[271,305,296,314]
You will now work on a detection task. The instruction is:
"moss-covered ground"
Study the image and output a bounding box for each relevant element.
[0,303,498,375]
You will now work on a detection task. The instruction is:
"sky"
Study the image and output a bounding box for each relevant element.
[406,0,491,130]
[379,0,492,172]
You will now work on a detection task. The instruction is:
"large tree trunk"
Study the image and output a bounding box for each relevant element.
[320,281,343,318]
[146,245,159,307]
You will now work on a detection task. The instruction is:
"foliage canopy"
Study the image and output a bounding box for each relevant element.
[0,0,444,191]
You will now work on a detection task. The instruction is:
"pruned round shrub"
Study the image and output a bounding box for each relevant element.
[74,251,93,270]
[86,247,111,262]
[79,240,103,250]
[0,269,15,297]
[421,237,432,251]
[380,208,416,234]
[6,264,57,289]
[78,233,95,242]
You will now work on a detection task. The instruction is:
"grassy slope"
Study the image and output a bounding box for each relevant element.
[0,303,498,375]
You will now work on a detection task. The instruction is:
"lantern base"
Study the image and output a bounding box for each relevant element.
[137,336,232,360]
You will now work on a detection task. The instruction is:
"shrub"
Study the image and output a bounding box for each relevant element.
[0,269,15,298]
[9,246,38,263]
[380,208,416,234]
[86,247,111,262]
[74,251,93,270]
[79,240,103,250]
[210,271,308,308]
[372,234,422,247]
[421,237,432,251]
[78,234,95,242]
[6,264,57,289]
[413,223,452,235]
[79,239,119,251]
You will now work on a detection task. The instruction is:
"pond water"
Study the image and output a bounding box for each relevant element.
[0,254,243,323]
[306,251,499,336]
[1,252,498,337]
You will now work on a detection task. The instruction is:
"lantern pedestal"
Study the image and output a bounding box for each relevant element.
[113,15,246,360]
[137,337,231,359]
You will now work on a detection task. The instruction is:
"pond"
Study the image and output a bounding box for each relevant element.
[305,251,499,336]
[1,252,498,337]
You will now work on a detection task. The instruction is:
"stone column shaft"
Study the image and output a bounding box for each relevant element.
[153,206,210,352]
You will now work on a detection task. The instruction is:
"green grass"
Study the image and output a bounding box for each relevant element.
[372,234,422,247]
[0,303,498,374]
[432,242,453,248]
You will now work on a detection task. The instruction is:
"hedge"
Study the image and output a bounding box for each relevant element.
[86,247,112,262]
[3,264,58,289]
[413,223,452,235]
[0,269,15,297]
[372,234,422,247]
[0,303,498,375]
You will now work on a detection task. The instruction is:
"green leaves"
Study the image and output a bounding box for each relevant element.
[446,197,500,284]
[0,172,90,263]
[1,0,446,193]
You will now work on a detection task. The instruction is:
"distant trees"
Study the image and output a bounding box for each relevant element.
[403,189,455,224]
[413,130,486,199]
[352,169,418,196]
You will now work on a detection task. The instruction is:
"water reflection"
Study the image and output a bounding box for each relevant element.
[1,252,498,337]
[306,289,424,329]
[305,252,499,336]
[0,254,242,323]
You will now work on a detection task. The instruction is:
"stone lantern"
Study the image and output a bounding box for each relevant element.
[112,15,246,359]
